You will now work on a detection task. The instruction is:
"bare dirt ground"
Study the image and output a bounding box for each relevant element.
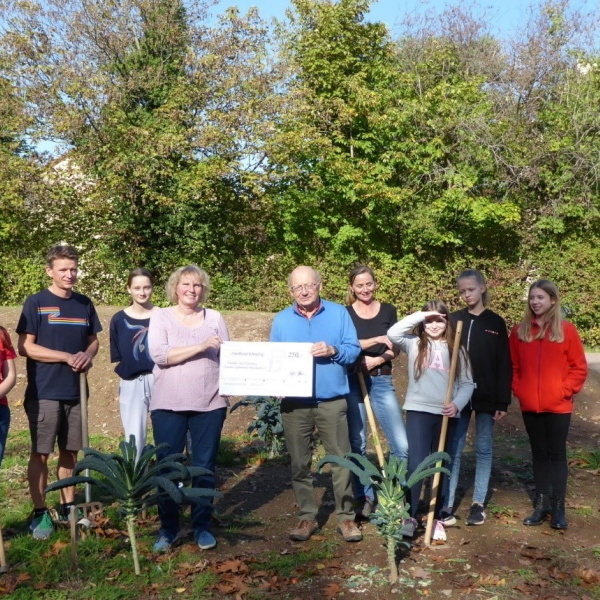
[1,306,600,599]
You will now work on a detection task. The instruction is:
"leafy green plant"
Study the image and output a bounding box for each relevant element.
[45,436,221,575]
[317,452,450,584]
[230,396,286,458]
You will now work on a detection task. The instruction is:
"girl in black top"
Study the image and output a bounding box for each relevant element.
[441,269,511,526]
[109,268,156,461]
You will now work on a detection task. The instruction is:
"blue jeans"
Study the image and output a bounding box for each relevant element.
[151,408,226,536]
[346,373,408,500]
[0,404,10,466]
[443,407,494,510]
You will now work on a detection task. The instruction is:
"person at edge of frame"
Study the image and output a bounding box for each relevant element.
[0,324,17,466]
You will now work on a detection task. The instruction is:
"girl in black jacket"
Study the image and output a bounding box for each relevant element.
[441,269,512,526]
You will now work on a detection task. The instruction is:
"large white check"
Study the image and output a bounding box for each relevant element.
[219,341,313,397]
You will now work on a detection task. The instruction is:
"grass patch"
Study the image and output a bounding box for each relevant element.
[569,447,600,471]
[192,571,220,595]
[219,432,290,468]
[217,436,240,467]
[223,513,264,534]
[487,503,519,518]
[251,542,337,578]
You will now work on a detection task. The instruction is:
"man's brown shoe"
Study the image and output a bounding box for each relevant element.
[338,519,362,542]
[289,520,319,541]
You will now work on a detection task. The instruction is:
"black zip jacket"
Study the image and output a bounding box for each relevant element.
[450,308,512,413]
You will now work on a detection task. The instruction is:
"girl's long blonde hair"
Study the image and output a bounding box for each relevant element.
[413,300,463,380]
[517,279,564,343]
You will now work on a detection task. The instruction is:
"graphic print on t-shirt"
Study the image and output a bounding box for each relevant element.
[428,349,449,372]
[124,319,151,361]
[38,306,89,326]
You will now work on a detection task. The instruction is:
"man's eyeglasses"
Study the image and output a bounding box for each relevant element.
[290,282,319,294]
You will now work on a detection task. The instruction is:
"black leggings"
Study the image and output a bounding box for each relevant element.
[406,411,456,518]
[522,412,571,498]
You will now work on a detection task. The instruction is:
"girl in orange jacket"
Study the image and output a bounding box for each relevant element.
[509,280,587,530]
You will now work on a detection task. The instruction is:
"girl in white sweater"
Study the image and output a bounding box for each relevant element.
[388,300,474,540]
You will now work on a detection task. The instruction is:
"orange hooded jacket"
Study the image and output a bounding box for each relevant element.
[509,321,587,414]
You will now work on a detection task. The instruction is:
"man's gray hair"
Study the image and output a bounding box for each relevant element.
[288,266,322,288]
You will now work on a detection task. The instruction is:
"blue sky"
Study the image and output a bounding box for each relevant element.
[211,0,596,38]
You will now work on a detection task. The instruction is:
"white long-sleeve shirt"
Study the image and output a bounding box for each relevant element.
[387,311,474,414]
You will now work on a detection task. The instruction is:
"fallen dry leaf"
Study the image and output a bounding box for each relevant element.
[479,574,506,586]
[105,569,121,581]
[573,567,600,584]
[520,546,551,560]
[44,540,69,557]
[322,582,342,598]
[216,559,250,574]
[32,582,50,590]
[430,555,447,564]
[412,566,430,579]
[548,567,570,580]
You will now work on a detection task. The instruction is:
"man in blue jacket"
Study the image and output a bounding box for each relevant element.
[270,266,362,543]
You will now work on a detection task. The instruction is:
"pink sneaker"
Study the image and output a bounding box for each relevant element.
[432,519,447,541]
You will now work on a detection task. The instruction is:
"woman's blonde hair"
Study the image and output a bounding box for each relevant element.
[413,300,464,380]
[165,265,211,304]
[517,279,564,342]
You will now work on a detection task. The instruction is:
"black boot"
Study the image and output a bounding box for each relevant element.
[550,496,568,530]
[523,493,551,526]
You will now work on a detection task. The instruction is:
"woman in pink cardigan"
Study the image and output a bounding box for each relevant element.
[148,265,229,553]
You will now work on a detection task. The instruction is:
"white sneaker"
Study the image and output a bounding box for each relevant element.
[432,519,447,541]
[439,511,457,526]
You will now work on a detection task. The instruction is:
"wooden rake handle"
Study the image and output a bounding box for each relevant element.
[80,372,91,503]
[358,372,385,468]
[424,320,463,547]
